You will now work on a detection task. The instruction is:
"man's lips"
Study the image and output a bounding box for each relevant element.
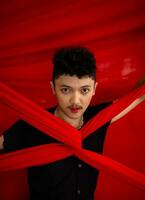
[69,106,82,113]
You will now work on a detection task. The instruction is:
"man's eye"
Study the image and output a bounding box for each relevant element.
[61,88,70,94]
[81,88,90,94]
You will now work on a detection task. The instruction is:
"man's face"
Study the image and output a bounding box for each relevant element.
[51,75,97,120]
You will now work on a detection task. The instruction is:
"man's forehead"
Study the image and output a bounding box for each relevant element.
[55,75,95,87]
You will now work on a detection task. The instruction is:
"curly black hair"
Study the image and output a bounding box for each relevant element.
[52,46,96,83]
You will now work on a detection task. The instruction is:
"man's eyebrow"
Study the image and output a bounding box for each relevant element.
[60,84,71,87]
[60,85,91,88]
[80,85,91,88]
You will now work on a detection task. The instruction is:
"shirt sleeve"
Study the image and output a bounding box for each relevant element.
[3,119,29,152]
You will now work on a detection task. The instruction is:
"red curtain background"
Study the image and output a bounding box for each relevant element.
[0,0,145,199]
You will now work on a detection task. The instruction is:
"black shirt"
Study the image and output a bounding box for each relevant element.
[3,103,111,200]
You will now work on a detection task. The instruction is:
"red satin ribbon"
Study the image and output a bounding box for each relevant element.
[0,82,145,191]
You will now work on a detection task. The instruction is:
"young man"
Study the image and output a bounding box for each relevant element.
[0,46,144,200]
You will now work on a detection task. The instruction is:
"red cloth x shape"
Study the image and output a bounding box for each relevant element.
[0,82,145,191]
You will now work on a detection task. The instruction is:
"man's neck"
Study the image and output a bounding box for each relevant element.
[54,107,83,129]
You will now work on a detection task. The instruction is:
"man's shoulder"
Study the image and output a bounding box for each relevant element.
[87,102,112,113]
[84,102,112,122]
[9,106,56,129]
[46,105,56,114]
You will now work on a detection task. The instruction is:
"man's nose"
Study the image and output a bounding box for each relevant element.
[70,92,80,105]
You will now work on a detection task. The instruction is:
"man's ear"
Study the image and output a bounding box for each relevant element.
[93,82,98,95]
[50,81,55,95]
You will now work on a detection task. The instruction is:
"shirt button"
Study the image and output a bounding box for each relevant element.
[78,163,82,168]
[77,189,81,195]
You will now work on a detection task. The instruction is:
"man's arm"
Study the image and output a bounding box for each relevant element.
[111,75,145,124]
[0,135,4,151]
[111,94,145,124]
